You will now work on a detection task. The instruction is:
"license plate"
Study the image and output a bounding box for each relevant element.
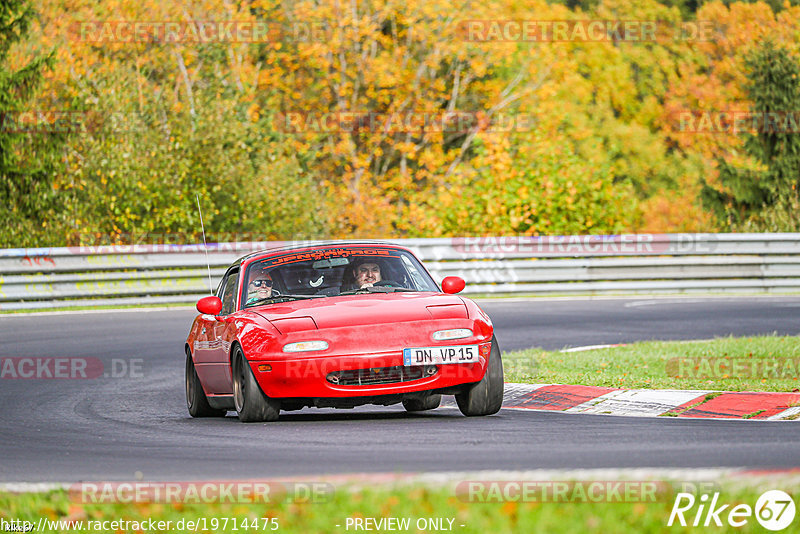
[403,345,479,366]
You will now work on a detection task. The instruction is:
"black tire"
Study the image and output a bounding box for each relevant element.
[455,336,504,416]
[402,394,442,412]
[185,349,227,418]
[232,346,280,423]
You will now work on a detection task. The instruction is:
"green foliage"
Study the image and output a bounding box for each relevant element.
[547,0,602,13]
[63,46,329,245]
[745,42,800,199]
[702,0,800,13]
[408,132,636,236]
[7,0,800,247]
[703,41,800,230]
[0,0,64,247]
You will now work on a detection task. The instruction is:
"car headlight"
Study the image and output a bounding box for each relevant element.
[432,328,473,341]
[283,340,329,353]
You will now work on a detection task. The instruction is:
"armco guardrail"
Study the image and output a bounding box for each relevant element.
[1,233,800,310]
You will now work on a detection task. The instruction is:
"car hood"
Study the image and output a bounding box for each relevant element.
[250,292,468,333]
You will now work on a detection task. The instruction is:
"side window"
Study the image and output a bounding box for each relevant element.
[220,269,239,315]
[401,255,425,290]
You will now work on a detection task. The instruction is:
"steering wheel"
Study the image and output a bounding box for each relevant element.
[246,288,281,305]
[373,280,402,288]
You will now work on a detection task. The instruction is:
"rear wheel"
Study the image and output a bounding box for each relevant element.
[402,394,442,412]
[455,336,504,416]
[185,349,226,418]
[232,346,280,423]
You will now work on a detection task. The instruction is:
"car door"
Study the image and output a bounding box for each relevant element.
[195,267,239,394]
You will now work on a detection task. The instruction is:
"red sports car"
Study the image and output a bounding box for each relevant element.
[185,242,503,422]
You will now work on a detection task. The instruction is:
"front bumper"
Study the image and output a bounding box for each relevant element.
[249,347,489,398]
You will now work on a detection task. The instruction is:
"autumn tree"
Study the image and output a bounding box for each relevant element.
[0,0,63,246]
[13,0,800,246]
[702,40,800,229]
[28,0,329,244]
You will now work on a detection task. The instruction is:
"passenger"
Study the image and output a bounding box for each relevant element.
[246,270,273,303]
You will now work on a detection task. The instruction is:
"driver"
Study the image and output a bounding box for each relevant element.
[246,269,274,304]
[353,261,382,288]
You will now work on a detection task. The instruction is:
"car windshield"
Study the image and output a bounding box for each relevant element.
[241,246,440,308]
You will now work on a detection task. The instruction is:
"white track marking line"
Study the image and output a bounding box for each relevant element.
[560,344,626,353]
[767,406,800,420]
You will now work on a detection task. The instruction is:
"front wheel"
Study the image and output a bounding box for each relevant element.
[186,349,227,418]
[455,336,504,416]
[232,346,280,423]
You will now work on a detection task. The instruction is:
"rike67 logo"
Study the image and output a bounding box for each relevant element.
[668,490,796,531]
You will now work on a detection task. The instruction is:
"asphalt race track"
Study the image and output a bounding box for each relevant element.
[2,296,799,482]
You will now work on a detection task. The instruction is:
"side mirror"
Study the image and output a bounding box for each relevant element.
[197,296,222,315]
[441,276,466,294]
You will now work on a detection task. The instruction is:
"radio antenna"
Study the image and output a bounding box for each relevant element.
[196,194,214,294]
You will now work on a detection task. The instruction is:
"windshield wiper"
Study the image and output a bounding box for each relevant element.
[339,286,416,296]
[247,294,325,306]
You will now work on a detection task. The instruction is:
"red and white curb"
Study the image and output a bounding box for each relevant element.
[482,383,800,420]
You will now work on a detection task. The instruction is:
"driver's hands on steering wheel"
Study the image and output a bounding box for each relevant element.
[372,280,402,288]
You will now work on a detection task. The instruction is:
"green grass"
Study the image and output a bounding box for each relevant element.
[1,481,797,533]
[504,335,800,392]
